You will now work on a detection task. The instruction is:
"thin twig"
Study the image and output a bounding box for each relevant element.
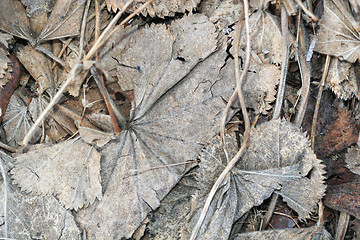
[0,155,8,238]
[51,38,73,69]
[294,0,319,21]
[190,0,251,238]
[261,193,278,230]
[0,142,16,153]
[78,0,92,61]
[273,6,289,120]
[310,55,330,148]
[294,11,311,127]
[95,0,100,60]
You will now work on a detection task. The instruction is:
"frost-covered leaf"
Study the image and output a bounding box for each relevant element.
[0,151,81,239]
[326,57,359,100]
[0,0,85,43]
[12,137,102,210]
[75,14,235,239]
[79,126,115,147]
[17,45,53,93]
[184,119,326,239]
[105,0,200,17]
[345,145,360,175]
[234,225,332,240]
[315,0,360,63]
[241,9,282,64]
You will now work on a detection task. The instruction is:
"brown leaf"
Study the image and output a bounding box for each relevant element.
[12,137,102,210]
[105,0,201,17]
[0,32,13,85]
[345,145,360,175]
[0,151,81,239]
[75,14,233,239]
[184,119,326,239]
[324,157,360,219]
[315,0,360,63]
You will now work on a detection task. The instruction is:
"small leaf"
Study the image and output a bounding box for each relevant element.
[345,145,360,175]
[12,137,102,210]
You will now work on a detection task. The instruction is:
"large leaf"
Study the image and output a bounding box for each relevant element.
[75,14,235,239]
[0,151,81,239]
[315,0,360,63]
[11,137,102,210]
[183,119,326,239]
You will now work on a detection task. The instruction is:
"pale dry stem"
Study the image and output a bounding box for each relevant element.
[190,0,251,238]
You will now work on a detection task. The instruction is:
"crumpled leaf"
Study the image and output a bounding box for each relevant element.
[220,51,281,114]
[315,0,360,63]
[326,57,359,100]
[2,88,40,148]
[75,14,235,239]
[0,0,85,44]
[11,137,102,210]
[17,45,53,93]
[345,145,360,175]
[0,32,12,86]
[233,225,332,240]
[241,9,282,64]
[184,119,326,239]
[0,150,82,239]
[105,0,201,17]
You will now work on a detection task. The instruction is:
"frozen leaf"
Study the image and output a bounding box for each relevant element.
[105,0,201,17]
[241,9,283,64]
[17,45,53,93]
[12,137,102,210]
[233,225,332,240]
[184,119,325,239]
[315,0,360,63]
[76,14,234,239]
[0,0,85,44]
[345,145,360,175]
[220,55,281,114]
[0,151,82,239]
[2,88,40,148]
[326,57,358,100]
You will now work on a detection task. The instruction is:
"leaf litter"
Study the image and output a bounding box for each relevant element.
[0,0,359,239]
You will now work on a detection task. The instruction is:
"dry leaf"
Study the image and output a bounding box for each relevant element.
[0,151,81,239]
[17,45,53,93]
[184,119,326,239]
[2,88,40,147]
[0,0,85,44]
[234,225,332,240]
[241,9,283,64]
[12,137,102,210]
[345,145,360,175]
[0,32,12,86]
[326,57,359,100]
[79,126,115,147]
[105,0,201,17]
[75,14,235,239]
[315,0,360,63]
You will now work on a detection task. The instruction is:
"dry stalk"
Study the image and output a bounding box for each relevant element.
[0,155,8,238]
[273,6,289,120]
[190,0,251,238]
[294,0,319,21]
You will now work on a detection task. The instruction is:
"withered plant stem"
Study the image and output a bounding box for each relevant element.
[261,193,278,230]
[294,0,319,21]
[190,0,251,238]
[0,156,8,238]
[95,0,100,60]
[79,0,92,61]
[273,7,289,120]
[311,55,330,148]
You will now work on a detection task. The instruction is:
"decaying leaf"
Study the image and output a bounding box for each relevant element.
[345,145,360,175]
[234,225,332,240]
[79,126,115,147]
[183,119,325,239]
[75,14,237,239]
[11,137,102,210]
[17,45,53,93]
[315,0,360,63]
[220,55,281,114]
[0,32,12,87]
[2,88,40,148]
[241,9,283,64]
[0,151,81,239]
[326,57,359,100]
[0,0,85,44]
[105,0,201,17]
